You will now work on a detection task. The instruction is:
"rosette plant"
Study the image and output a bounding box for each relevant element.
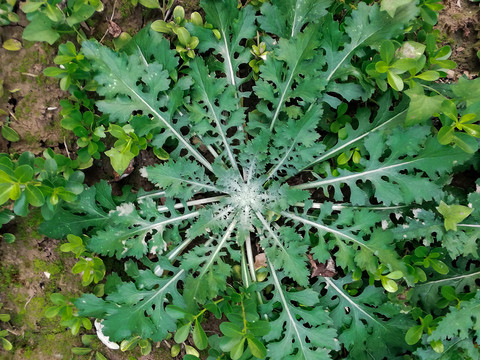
[41,0,480,359]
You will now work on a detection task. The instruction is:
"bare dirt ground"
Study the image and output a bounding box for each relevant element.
[437,0,480,78]
[0,24,67,155]
[0,2,178,358]
[0,0,478,359]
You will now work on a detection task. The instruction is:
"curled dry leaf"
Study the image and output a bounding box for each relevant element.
[307,254,337,278]
[113,159,135,181]
[107,20,122,38]
[254,253,266,270]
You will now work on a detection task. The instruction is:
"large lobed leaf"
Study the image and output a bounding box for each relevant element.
[261,263,339,360]
[191,0,257,89]
[144,157,221,201]
[187,57,245,173]
[182,217,239,307]
[296,126,472,205]
[429,291,480,343]
[322,2,418,84]
[316,276,413,360]
[42,0,480,358]
[254,25,326,130]
[281,203,407,275]
[81,39,212,171]
[76,259,185,342]
[87,196,199,259]
[39,181,115,238]
[258,0,332,39]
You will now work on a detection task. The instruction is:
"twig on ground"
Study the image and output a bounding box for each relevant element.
[100,0,118,43]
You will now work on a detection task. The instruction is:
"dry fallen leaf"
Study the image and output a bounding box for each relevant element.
[307,254,337,278]
[107,20,122,38]
[113,159,135,181]
[254,253,266,270]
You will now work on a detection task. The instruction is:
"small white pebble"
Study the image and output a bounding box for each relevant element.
[154,265,163,277]
[412,208,421,218]
[381,220,388,230]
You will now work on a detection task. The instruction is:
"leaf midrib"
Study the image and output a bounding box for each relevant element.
[91,46,213,172]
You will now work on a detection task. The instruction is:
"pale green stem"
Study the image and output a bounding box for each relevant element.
[241,245,251,289]
[457,224,480,228]
[157,195,227,213]
[137,190,166,201]
[245,233,257,281]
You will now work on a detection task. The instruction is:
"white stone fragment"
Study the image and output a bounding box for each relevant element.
[94,320,120,350]
[140,167,148,178]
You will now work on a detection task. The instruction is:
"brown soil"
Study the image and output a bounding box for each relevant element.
[436,0,480,78]
[0,211,83,360]
[0,26,67,155]
[0,214,171,357]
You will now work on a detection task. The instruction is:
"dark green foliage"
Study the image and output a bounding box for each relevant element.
[0,150,84,231]
[21,0,104,44]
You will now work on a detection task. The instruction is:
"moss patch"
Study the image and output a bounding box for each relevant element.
[0,265,19,292]
[119,0,137,18]
[14,210,42,243]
